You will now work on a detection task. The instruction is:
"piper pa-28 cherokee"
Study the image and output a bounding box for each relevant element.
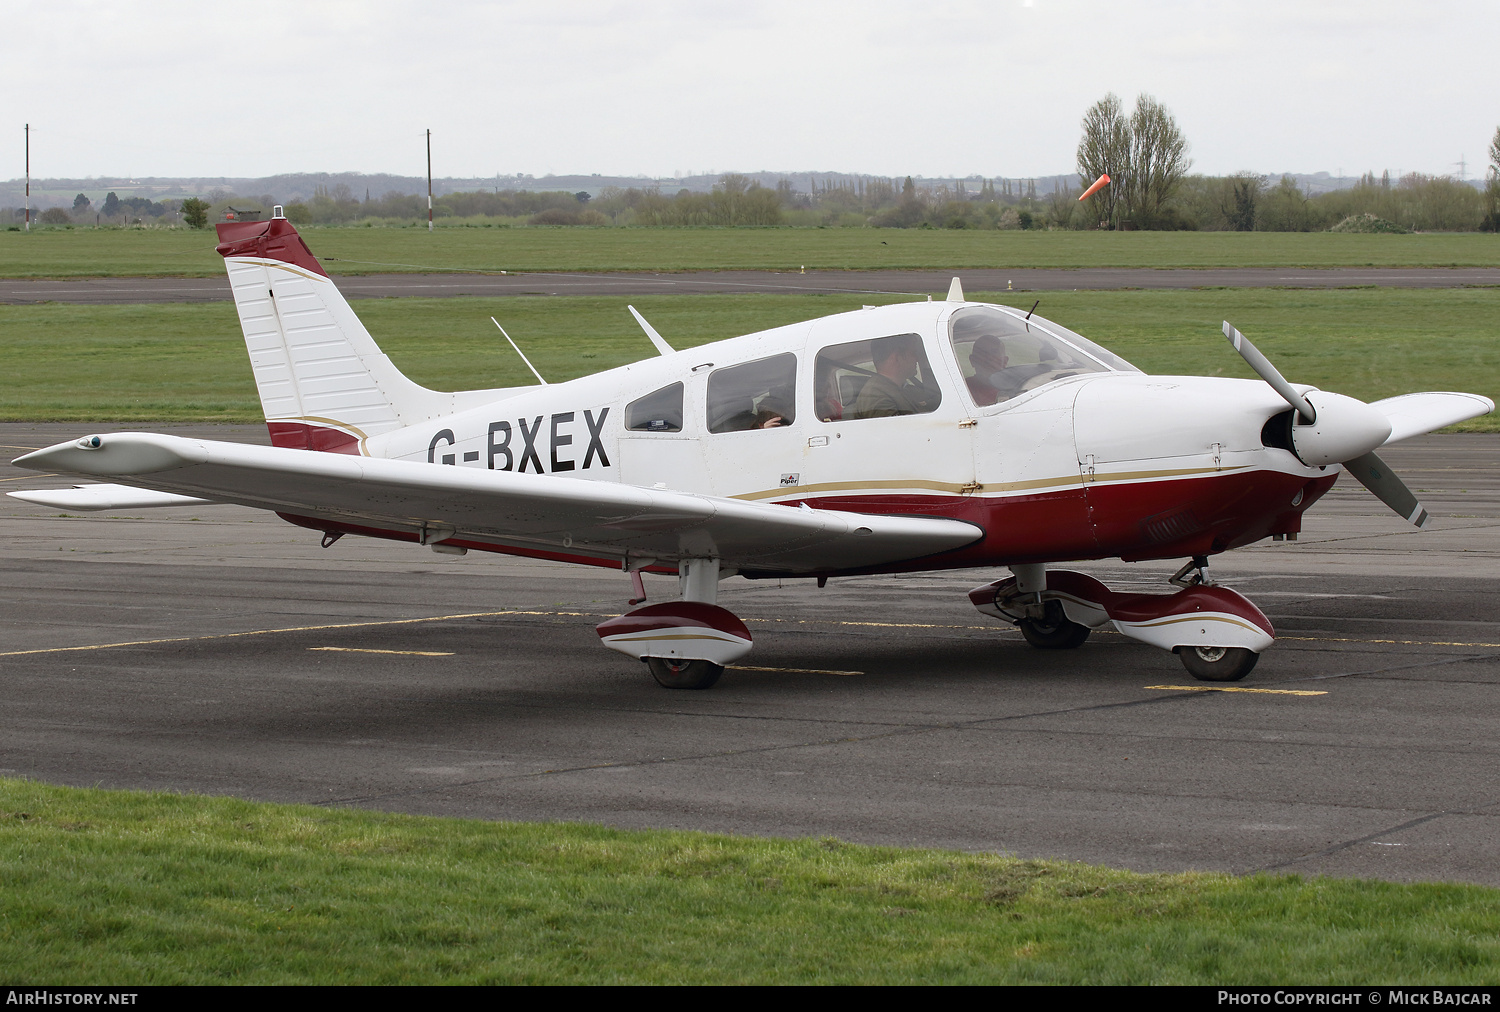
[12,211,1494,689]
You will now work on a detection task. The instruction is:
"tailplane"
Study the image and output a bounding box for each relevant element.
[215,212,512,453]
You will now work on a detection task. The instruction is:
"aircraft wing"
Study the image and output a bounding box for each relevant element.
[1373,392,1494,444]
[11,433,983,574]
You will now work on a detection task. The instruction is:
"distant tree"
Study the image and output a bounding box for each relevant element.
[72,193,90,213]
[101,192,120,218]
[574,191,591,204]
[1125,95,1191,225]
[1076,93,1129,228]
[180,197,210,229]
[40,207,71,225]
[1484,125,1500,232]
[1077,93,1191,229]
[1225,173,1263,231]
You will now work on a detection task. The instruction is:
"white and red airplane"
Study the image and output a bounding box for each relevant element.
[11,211,1494,689]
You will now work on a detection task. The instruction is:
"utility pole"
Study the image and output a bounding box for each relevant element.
[24,123,30,231]
[426,129,433,232]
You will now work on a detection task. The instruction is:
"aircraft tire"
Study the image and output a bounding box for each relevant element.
[1017,602,1091,650]
[1177,645,1258,682]
[647,657,725,690]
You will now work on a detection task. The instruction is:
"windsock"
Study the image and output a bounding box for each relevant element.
[1079,173,1111,201]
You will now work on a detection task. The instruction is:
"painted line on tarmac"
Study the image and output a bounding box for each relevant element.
[1146,684,1328,697]
[309,646,455,657]
[0,609,582,658]
[729,664,864,676]
[4,606,1495,660]
[1280,635,1500,648]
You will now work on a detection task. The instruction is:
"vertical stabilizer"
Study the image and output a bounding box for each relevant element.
[215,213,489,453]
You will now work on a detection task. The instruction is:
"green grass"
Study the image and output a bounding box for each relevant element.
[2,225,1498,278]
[2,289,1495,429]
[3,778,1498,984]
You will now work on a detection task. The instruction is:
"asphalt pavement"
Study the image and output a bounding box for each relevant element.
[5,266,1500,304]
[3,423,1497,885]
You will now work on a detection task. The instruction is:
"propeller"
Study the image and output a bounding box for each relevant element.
[1222,321,1431,530]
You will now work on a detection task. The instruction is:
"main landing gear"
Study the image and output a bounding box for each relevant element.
[594,558,751,690]
[970,559,1274,682]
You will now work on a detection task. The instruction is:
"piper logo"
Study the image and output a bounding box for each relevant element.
[780,473,800,487]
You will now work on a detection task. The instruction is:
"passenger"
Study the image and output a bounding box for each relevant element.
[965,334,1009,406]
[753,396,792,429]
[851,335,925,418]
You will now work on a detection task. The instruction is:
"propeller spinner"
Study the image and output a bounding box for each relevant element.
[1222,321,1430,529]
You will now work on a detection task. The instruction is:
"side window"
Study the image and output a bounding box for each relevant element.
[814,334,941,421]
[625,382,684,432]
[949,305,1112,407]
[707,353,797,433]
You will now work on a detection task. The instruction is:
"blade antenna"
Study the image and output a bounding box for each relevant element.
[628,305,674,357]
[491,317,547,385]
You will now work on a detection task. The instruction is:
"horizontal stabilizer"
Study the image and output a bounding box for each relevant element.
[1372,392,1495,444]
[13,433,983,574]
[7,484,210,511]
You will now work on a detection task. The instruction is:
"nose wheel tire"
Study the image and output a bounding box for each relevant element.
[1177,645,1258,682]
[1017,601,1091,650]
[647,657,725,690]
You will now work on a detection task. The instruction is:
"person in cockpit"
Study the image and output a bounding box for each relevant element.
[852,334,926,418]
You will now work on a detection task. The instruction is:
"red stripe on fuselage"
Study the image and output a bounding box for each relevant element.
[275,467,1336,577]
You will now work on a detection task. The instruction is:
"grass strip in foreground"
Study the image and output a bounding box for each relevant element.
[2,778,1498,984]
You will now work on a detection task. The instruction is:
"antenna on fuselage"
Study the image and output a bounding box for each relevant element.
[946,277,965,302]
[627,305,675,357]
[490,317,548,386]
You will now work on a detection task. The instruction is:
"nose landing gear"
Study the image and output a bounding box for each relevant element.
[970,562,1274,681]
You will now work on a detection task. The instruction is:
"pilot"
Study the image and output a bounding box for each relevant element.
[965,334,1009,406]
[851,334,926,418]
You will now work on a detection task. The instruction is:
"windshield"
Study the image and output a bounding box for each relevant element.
[948,305,1135,406]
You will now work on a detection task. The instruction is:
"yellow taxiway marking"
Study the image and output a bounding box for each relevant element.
[1281,635,1500,649]
[308,647,454,657]
[1147,684,1328,697]
[0,472,59,482]
[0,609,580,659]
[729,664,864,676]
[2,607,1495,661]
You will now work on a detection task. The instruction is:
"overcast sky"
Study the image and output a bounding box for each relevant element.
[7,0,1498,183]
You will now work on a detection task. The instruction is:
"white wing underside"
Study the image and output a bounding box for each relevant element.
[11,433,982,574]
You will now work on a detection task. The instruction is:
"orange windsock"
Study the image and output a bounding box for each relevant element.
[1079,173,1111,201]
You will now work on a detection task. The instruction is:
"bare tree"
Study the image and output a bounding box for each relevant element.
[1076,93,1128,228]
[1484,125,1500,232]
[1077,93,1191,229]
[1126,94,1191,224]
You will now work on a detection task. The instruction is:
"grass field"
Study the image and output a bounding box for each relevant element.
[3,778,1497,984]
[2,225,1499,278]
[2,288,1495,429]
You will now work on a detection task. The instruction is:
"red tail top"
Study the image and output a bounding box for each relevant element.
[214,217,328,278]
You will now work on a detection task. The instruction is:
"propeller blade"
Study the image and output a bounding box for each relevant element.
[1222,321,1315,424]
[1343,451,1431,529]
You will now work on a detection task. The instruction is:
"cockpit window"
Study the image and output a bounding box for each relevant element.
[707,353,797,433]
[814,334,942,421]
[948,305,1124,407]
[626,382,684,432]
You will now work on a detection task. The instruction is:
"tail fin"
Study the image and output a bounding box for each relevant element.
[215,213,505,453]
